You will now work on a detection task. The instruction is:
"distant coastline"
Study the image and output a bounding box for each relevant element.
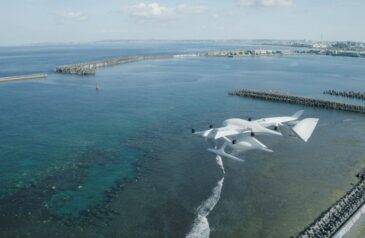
[53,46,365,77]
[205,49,365,58]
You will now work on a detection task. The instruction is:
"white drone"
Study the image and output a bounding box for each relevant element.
[192,110,319,162]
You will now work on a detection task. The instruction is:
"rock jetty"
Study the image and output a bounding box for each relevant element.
[229,89,365,113]
[293,169,365,238]
[55,55,174,75]
[324,90,365,100]
[0,74,48,83]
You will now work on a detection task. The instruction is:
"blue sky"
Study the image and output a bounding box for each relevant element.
[0,0,364,46]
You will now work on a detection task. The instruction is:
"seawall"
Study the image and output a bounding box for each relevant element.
[55,55,175,75]
[229,89,365,114]
[323,90,365,101]
[0,74,48,83]
[332,202,365,238]
[293,169,365,238]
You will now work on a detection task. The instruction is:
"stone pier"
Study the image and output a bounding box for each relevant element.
[229,89,365,114]
[55,55,174,75]
[324,90,365,101]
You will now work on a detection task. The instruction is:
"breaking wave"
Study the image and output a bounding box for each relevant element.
[186,156,225,238]
[215,156,225,175]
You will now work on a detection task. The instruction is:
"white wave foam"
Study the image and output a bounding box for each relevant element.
[173,54,199,58]
[197,177,224,217]
[186,215,210,238]
[215,155,225,174]
[186,156,225,238]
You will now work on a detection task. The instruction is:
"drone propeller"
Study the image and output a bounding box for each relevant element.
[274,122,285,131]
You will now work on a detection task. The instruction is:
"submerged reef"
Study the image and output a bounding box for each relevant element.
[0,145,145,237]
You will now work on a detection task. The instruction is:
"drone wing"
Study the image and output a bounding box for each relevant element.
[250,121,282,136]
[292,118,319,142]
[194,127,245,140]
[213,128,246,140]
[193,129,214,138]
[213,121,281,139]
[208,144,245,162]
[255,110,305,128]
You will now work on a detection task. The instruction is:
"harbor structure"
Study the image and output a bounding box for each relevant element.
[229,89,365,114]
[324,90,365,100]
[55,55,174,75]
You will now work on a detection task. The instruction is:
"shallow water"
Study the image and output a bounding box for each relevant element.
[1,42,365,237]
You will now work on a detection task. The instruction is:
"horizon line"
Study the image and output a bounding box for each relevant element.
[1,38,364,48]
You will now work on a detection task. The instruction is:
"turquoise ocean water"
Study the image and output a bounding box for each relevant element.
[1,41,365,237]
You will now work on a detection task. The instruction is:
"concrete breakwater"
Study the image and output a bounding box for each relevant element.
[324,90,365,100]
[229,89,365,113]
[55,55,174,75]
[332,201,365,238]
[293,169,365,238]
[0,74,48,83]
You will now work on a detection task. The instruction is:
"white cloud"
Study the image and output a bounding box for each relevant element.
[239,0,257,6]
[60,11,88,21]
[261,0,293,7]
[126,3,208,19]
[129,3,174,19]
[177,4,208,14]
[239,0,293,7]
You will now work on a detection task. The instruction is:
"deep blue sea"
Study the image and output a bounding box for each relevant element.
[1,41,365,237]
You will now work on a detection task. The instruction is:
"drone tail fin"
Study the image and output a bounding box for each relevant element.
[292,110,304,120]
[292,118,319,142]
